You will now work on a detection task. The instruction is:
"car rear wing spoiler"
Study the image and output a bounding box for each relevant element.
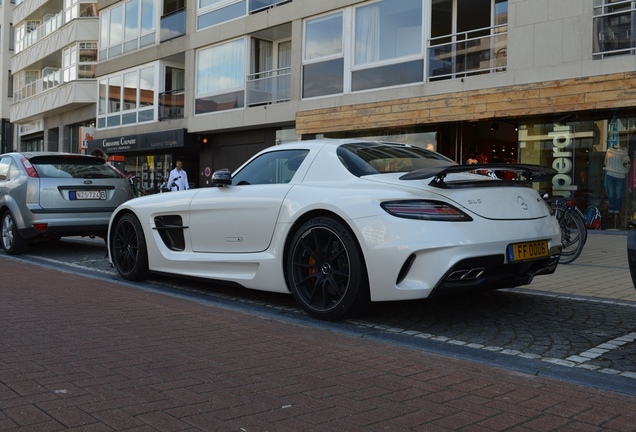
[399,164,557,189]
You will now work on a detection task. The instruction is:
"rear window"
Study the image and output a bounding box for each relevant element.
[30,156,122,179]
[337,142,455,177]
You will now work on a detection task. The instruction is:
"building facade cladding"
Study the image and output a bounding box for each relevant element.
[77,0,636,229]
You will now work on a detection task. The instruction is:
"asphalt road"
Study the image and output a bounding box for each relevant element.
[11,236,636,397]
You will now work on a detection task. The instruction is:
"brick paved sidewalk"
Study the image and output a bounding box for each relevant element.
[1,257,636,431]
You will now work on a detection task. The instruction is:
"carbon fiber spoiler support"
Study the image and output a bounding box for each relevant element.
[399,164,557,188]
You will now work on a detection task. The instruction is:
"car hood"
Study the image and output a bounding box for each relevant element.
[363,173,550,220]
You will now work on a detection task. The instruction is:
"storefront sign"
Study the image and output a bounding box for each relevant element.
[85,129,187,154]
[551,125,577,197]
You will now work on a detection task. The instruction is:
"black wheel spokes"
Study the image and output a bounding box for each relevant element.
[114,221,138,273]
[561,219,581,252]
[293,227,351,311]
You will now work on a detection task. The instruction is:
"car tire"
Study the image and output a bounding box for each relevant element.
[1,210,28,255]
[286,216,370,321]
[110,213,150,281]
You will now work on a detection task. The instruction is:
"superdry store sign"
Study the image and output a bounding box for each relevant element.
[85,129,187,154]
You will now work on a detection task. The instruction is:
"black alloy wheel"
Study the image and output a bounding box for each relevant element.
[111,213,149,281]
[286,216,369,321]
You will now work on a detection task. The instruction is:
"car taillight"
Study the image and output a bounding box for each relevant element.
[33,223,48,232]
[381,200,473,221]
[21,158,39,178]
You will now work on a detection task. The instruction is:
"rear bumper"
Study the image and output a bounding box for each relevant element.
[19,224,108,239]
[17,209,113,239]
[429,246,561,297]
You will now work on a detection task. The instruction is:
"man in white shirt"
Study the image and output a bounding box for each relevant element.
[168,159,189,192]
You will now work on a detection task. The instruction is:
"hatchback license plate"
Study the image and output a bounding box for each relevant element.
[508,240,549,262]
[71,190,105,200]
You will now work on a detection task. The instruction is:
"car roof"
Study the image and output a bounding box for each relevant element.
[1,151,100,158]
[24,152,98,159]
[266,139,421,152]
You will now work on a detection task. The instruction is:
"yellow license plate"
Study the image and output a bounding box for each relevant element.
[508,240,549,262]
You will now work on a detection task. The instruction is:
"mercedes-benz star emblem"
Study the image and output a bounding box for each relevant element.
[518,196,528,210]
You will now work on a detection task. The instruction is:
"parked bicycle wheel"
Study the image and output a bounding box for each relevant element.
[558,209,586,264]
[553,202,587,247]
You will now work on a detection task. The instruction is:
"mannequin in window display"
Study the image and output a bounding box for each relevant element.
[604,142,631,228]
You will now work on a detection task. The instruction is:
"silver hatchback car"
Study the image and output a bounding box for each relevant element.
[0,152,134,254]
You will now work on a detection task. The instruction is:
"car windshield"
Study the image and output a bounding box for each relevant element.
[337,142,455,177]
[30,155,122,179]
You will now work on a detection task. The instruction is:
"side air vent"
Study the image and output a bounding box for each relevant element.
[154,215,186,251]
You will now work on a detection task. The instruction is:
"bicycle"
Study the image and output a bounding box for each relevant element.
[542,194,587,264]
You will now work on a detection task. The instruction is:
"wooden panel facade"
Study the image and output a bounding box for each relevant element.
[295,72,636,135]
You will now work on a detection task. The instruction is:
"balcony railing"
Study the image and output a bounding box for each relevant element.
[15,4,97,54]
[17,13,63,53]
[160,8,186,42]
[593,4,636,58]
[249,0,291,13]
[158,89,185,120]
[246,67,291,106]
[14,70,61,102]
[428,24,507,81]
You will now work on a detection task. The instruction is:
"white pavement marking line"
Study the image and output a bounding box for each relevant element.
[33,256,114,275]
[348,320,636,380]
[502,288,636,308]
[566,332,636,364]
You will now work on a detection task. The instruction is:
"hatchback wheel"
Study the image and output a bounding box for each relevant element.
[1,210,27,255]
[110,213,149,281]
[286,216,369,321]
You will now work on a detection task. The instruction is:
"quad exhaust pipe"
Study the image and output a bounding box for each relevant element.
[447,267,486,281]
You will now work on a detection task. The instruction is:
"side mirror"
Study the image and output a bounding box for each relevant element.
[211,169,232,187]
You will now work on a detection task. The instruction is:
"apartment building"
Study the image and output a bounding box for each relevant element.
[10,0,636,229]
[10,0,98,154]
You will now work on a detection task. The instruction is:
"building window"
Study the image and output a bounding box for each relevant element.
[13,70,40,101]
[63,43,96,83]
[78,42,98,78]
[249,0,290,14]
[14,20,40,53]
[197,0,246,31]
[302,12,344,98]
[161,0,187,42]
[64,0,79,23]
[97,64,158,129]
[195,38,245,114]
[428,0,508,80]
[593,0,636,57]
[196,0,290,30]
[80,2,98,17]
[7,70,13,99]
[99,0,156,61]
[247,37,291,106]
[9,24,14,51]
[302,0,425,97]
[352,0,423,91]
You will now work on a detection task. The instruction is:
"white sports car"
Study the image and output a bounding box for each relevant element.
[108,140,561,320]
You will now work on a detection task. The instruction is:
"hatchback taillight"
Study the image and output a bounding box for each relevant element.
[21,158,39,178]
